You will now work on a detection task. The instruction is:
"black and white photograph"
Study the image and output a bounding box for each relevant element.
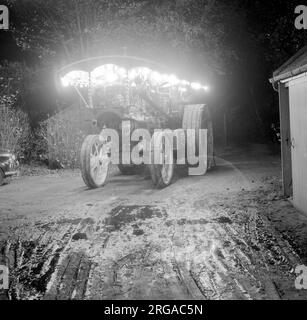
[0,0,307,308]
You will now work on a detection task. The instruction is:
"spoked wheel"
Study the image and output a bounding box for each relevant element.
[80,135,110,188]
[149,131,174,188]
[182,104,214,172]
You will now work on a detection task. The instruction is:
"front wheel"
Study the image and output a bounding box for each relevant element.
[80,135,110,188]
[149,131,174,189]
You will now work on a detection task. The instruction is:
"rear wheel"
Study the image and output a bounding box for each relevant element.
[182,104,214,171]
[0,169,4,186]
[80,135,110,188]
[149,131,174,188]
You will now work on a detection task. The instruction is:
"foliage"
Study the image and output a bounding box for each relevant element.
[37,104,96,168]
[0,62,32,157]
[0,105,32,156]
[6,0,224,77]
[4,0,307,144]
[9,0,306,77]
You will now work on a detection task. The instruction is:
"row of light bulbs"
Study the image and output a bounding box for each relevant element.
[61,64,209,92]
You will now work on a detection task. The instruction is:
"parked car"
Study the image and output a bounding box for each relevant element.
[0,149,19,186]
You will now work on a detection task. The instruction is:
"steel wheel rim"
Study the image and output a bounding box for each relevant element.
[90,140,109,185]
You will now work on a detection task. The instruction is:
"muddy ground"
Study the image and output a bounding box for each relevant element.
[1,144,307,300]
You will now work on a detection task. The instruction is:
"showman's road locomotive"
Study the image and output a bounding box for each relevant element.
[57,56,214,189]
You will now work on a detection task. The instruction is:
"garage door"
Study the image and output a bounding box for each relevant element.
[288,77,307,214]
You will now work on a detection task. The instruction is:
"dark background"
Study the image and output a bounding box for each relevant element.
[1,0,307,145]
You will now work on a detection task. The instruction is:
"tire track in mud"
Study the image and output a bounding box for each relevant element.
[63,199,301,300]
[82,204,266,300]
[0,210,96,300]
[203,191,301,300]
[156,187,303,301]
[0,189,303,300]
[166,217,259,300]
[0,204,172,300]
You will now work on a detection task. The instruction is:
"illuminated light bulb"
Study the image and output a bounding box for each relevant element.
[105,72,118,83]
[150,71,163,84]
[118,67,127,78]
[138,67,151,77]
[202,85,210,92]
[191,82,202,90]
[61,77,69,87]
[61,70,89,87]
[178,87,187,92]
[167,74,180,86]
[128,69,138,80]
[161,74,170,83]
[105,64,116,71]
[180,80,190,86]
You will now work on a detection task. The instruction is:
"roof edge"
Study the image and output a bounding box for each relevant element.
[270,64,307,83]
[273,45,307,77]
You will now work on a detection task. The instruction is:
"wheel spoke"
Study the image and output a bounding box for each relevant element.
[91,163,99,175]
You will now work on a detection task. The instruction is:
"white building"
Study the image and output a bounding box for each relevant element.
[270,45,307,214]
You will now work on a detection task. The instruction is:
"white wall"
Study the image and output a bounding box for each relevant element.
[288,75,307,214]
